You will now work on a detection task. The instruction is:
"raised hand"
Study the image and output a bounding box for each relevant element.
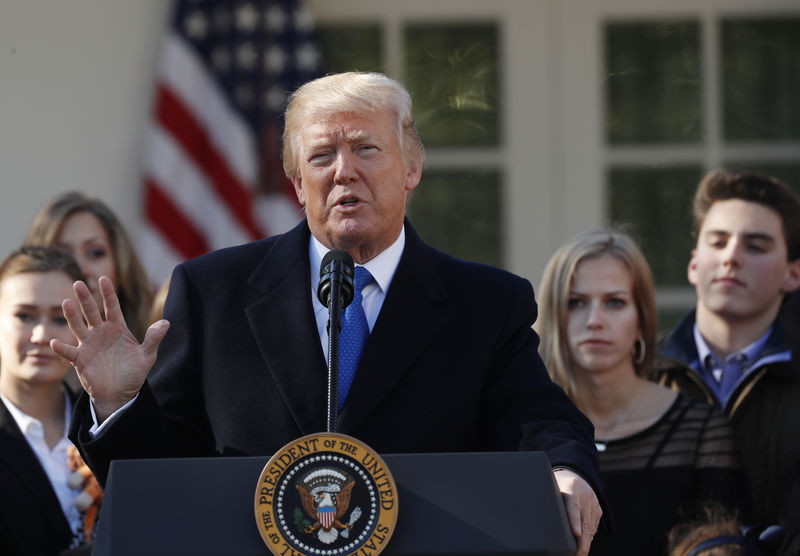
[51,275,170,423]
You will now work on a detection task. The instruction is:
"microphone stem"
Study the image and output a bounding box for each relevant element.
[326,271,343,433]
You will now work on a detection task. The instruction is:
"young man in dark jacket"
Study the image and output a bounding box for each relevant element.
[654,169,800,553]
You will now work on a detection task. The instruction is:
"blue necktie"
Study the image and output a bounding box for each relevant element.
[338,266,372,411]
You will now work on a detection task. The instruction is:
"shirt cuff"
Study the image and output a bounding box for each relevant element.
[88,394,139,437]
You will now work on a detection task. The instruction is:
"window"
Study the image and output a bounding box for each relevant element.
[314,16,503,266]
[603,13,800,332]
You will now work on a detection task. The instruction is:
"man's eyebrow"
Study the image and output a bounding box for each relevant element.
[343,129,373,142]
[742,232,776,243]
[704,229,776,242]
[305,138,333,150]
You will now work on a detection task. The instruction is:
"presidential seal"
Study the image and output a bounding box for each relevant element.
[254,432,398,556]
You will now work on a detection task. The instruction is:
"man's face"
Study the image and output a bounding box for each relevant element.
[688,199,800,323]
[291,110,422,263]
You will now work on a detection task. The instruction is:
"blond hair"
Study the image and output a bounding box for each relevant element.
[282,72,424,180]
[25,192,153,341]
[537,229,656,396]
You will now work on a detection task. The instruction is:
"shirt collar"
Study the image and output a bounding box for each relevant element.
[0,389,72,437]
[693,322,773,369]
[309,225,405,299]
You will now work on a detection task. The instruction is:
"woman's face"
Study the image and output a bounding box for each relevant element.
[566,254,641,377]
[0,271,76,388]
[56,211,117,303]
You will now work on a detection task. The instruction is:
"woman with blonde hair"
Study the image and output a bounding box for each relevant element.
[25,192,152,343]
[537,229,748,555]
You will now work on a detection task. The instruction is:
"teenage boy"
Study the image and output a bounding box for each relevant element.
[655,169,800,547]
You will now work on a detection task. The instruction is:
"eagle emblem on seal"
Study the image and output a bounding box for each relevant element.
[296,467,363,544]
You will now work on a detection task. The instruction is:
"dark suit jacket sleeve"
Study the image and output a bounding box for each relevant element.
[481,274,602,496]
[69,262,214,486]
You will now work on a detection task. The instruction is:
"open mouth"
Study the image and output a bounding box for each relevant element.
[340,198,358,206]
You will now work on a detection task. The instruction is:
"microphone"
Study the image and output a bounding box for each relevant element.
[317,250,355,309]
[317,249,355,432]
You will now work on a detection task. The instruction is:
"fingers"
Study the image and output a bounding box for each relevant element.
[51,338,79,363]
[567,505,597,556]
[63,298,88,341]
[575,534,591,556]
[575,516,597,556]
[98,276,125,323]
[73,280,104,328]
[142,320,171,359]
[565,496,582,537]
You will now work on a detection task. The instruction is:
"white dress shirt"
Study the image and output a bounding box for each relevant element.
[1,390,81,536]
[309,227,405,362]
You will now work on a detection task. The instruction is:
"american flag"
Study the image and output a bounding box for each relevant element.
[140,0,322,287]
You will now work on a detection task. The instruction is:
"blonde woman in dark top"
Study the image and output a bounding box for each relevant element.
[537,229,748,555]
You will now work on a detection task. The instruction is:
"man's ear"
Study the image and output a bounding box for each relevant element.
[403,153,423,193]
[687,249,699,286]
[292,176,306,207]
[783,259,800,293]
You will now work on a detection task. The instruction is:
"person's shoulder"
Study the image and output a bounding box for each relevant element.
[179,222,306,279]
[673,392,737,447]
[651,359,716,407]
[425,245,531,290]
[403,221,531,293]
[182,236,278,271]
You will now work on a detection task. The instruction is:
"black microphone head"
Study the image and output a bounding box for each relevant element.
[319,249,354,276]
[317,249,355,308]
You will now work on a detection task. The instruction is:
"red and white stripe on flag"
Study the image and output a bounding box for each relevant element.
[140,1,320,288]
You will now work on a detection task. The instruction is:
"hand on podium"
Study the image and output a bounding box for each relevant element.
[554,468,602,556]
[51,276,170,423]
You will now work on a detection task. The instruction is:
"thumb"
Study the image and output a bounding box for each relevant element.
[142,319,170,359]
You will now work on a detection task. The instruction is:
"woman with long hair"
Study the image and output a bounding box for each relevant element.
[25,192,152,343]
[537,229,748,555]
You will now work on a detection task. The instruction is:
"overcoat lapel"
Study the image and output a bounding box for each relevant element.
[340,223,448,430]
[245,221,329,435]
[0,398,72,540]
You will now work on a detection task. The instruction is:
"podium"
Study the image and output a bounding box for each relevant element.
[92,451,576,556]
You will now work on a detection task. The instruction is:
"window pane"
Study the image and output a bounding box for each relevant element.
[722,19,800,141]
[407,169,502,267]
[605,21,701,143]
[608,166,702,286]
[317,24,383,73]
[404,24,500,147]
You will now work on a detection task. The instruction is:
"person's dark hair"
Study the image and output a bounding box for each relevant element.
[25,192,152,341]
[693,169,800,261]
[0,245,84,285]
